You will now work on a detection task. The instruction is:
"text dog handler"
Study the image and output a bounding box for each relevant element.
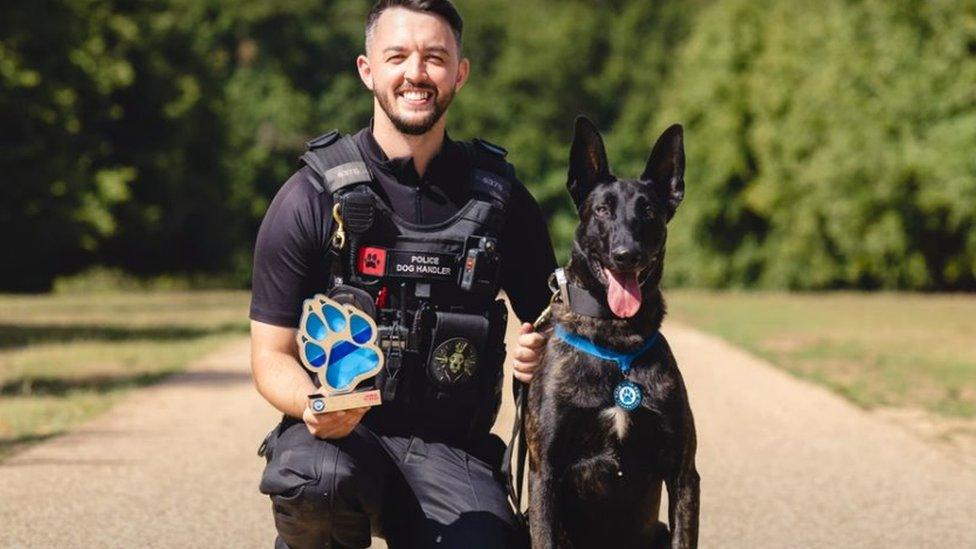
[248,1,555,547]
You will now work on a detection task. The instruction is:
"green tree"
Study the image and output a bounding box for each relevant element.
[651,0,976,289]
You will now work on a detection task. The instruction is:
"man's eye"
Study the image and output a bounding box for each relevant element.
[594,205,610,217]
[387,55,405,63]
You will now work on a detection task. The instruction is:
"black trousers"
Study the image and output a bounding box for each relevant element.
[259,419,527,548]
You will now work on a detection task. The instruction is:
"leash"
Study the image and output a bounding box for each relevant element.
[502,278,560,525]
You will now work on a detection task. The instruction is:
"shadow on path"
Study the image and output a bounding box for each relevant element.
[0,322,247,350]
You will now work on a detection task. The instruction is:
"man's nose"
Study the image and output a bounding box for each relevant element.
[404,55,428,82]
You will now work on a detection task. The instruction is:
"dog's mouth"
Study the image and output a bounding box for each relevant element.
[595,253,659,319]
[602,267,641,318]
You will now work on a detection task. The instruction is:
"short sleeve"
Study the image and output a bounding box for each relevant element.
[500,178,557,323]
[249,166,333,327]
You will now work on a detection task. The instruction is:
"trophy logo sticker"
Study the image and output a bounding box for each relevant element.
[297,294,384,412]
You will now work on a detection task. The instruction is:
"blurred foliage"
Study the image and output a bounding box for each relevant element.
[653,0,976,289]
[1,0,974,291]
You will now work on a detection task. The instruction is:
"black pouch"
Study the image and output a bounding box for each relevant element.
[425,311,489,389]
[326,283,376,319]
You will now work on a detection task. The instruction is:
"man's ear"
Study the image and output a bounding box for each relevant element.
[567,116,611,209]
[455,57,470,92]
[641,124,685,219]
[356,54,374,91]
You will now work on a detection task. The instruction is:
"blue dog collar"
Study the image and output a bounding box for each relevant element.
[553,325,659,374]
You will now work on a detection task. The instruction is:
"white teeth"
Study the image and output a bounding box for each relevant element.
[402,91,430,101]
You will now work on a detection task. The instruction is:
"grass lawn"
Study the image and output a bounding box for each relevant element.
[3,290,972,459]
[0,291,250,458]
[666,291,976,419]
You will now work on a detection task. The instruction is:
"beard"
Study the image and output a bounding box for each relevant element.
[375,84,454,136]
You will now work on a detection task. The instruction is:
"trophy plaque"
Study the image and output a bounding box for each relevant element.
[297,294,384,413]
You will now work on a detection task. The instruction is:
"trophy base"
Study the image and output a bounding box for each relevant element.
[308,389,382,414]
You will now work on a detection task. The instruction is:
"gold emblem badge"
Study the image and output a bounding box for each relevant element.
[429,337,479,387]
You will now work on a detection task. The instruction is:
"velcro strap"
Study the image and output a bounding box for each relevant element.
[301,136,372,194]
[470,168,511,204]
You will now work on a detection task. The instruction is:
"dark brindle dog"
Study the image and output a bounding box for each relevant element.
[525,117,699,548]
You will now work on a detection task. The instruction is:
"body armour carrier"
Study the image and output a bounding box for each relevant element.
[300,131,513,445]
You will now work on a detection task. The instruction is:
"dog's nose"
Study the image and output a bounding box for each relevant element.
[611,247,640,269]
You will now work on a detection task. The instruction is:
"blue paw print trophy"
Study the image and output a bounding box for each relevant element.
[297,294,384,413]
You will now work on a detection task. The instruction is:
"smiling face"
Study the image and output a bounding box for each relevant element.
[567,117,685,318]
[357,7,469,136]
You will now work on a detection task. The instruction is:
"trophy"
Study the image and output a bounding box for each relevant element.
[297,294,384,413]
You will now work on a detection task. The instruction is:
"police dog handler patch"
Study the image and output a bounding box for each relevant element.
[358,247,456,279]
[297,294,384,413]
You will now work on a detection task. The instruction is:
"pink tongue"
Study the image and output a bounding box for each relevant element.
[604,268,641,318]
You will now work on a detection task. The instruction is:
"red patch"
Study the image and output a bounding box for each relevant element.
[358,247,387,276]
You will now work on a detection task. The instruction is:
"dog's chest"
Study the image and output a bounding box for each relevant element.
[545,336,673,462]
[600,406,632,440]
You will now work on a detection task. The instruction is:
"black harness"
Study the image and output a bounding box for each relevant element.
[300,130,516,443]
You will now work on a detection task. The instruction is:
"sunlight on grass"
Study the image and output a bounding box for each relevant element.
[666,291,976,418]
[0,291,250,458]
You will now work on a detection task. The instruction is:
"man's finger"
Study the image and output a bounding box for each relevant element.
[512,359,536,374]
[514,347,538,362]
[513,369,533,383]
[518,322,533,335]
[518,332,546,349]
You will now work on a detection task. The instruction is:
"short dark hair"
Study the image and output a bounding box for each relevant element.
[365,0,464,54]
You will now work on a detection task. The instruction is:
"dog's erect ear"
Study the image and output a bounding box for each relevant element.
[568,116,612,209]
[642,124,685,219]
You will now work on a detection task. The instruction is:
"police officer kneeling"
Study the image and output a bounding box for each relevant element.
[249,1,555,547]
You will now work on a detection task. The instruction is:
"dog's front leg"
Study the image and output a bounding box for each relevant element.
[666,435,700,549]
[666,463,700,548]
[528,463,560,548]
[667,450,700,549]
[527,393,562,548]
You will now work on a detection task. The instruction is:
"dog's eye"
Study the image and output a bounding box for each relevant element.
[594,205,610,217]
[643,204,656,219]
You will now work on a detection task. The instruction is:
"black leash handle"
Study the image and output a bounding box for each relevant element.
[503,379,529,525]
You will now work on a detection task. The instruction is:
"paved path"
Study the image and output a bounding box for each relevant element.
[2,321,975,548]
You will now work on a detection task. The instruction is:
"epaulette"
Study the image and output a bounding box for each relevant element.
[466,138,514,206]
[305,130,341,150]
[472,138,508,157]
[300,132,372,195]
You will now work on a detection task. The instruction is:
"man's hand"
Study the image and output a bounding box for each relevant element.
[512,322,547,384]
[303,404,369,439]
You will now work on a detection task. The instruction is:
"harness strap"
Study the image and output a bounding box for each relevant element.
[301,135,372,194]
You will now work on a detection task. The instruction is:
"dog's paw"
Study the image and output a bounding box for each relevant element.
[297,295,383,392]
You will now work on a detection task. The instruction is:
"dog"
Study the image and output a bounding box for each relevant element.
[525,117,699,548]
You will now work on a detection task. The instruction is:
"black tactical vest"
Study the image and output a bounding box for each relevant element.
[300,131,514,443]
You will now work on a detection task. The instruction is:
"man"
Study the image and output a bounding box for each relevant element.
[249,1,554,547]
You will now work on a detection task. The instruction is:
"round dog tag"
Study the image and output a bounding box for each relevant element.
[613,380,643,411]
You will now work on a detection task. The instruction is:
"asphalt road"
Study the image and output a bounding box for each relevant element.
[2,320,974,547]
